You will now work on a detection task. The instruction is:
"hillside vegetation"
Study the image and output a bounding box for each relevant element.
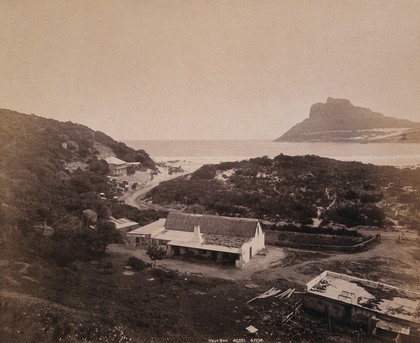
[0,109,181,342]
[147,155,420,230]
[0,108,161,262]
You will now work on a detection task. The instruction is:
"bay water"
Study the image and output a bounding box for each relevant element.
[124,140,420,168]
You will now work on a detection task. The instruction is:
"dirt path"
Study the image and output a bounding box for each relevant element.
[118,167,191,210]
[119,181,160,209]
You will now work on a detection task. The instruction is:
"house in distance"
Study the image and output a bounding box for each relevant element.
[126,212,265,269]
[105,156,141,177]
[105,156,128,176]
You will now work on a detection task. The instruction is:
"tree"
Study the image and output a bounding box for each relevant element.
[70,173,93,193]
[126,165,137,177]
[91,221,122,255]
[146,245,167,267]
[89,159,110,175]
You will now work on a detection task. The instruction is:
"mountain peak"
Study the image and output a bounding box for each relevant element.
[326,97,352,105]
[310,97,355,118]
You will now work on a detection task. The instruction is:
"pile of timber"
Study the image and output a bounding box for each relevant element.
[276,288,295,299]
[247,287,296,304]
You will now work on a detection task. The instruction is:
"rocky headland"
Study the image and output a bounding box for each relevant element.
[276,97,420,142]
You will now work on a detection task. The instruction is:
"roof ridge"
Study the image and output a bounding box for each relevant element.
[169,212,259,222]
[165,212,259,238]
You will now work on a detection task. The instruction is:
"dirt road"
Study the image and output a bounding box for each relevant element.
[119,181,160,209]
[118,167,191,209]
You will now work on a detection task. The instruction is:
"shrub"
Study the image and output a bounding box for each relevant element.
[146,245,167,267]
[152,268,177,282]
[126,256,148,271]
[190,165,217,180]
[344,190,358,200]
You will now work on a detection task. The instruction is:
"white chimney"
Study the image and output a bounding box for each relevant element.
[191,225,203,244]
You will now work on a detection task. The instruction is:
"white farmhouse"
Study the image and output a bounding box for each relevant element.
[126,212,265,269]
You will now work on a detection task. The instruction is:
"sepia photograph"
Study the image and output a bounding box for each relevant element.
[1,1,420,342]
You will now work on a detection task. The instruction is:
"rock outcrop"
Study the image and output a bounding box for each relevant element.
[275,98,420,142]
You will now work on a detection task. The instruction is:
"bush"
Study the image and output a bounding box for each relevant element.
[146,245,167,267]
[152,268,177,282]
[88,159,110,175]
[190,165,217,180]
[126,256,148,271]
[344,190,358,200]
[360,192,383,203]
[328,204,385,227]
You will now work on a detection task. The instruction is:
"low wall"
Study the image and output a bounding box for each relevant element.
[265,230,378,252]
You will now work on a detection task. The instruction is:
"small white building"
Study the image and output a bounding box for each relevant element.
[126,212,265,269]
[105,156,128,176]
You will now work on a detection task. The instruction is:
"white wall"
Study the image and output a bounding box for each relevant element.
[238,222,265,265]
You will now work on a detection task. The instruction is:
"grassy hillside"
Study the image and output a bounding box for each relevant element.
[0,109,178,342]
[0,108,156,168]
[0,108,163,261]
[147,155,420,230]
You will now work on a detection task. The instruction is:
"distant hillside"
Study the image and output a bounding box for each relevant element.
[0,108,160,261]
[146,155,420,230]
[0,108,156,170]
[275,98,420,142]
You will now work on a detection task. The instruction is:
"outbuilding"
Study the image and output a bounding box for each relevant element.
[304,271,420,342]
[110,216,140,234]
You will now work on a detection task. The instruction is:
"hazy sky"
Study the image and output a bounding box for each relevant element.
[1,0,420,140]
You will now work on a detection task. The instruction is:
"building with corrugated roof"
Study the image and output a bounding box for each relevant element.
[126,212,265,269]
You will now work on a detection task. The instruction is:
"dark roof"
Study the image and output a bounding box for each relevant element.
[164,212,259,238]
[203,234,248,248]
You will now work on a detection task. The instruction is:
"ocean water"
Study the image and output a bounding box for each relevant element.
[124,140,420,167]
